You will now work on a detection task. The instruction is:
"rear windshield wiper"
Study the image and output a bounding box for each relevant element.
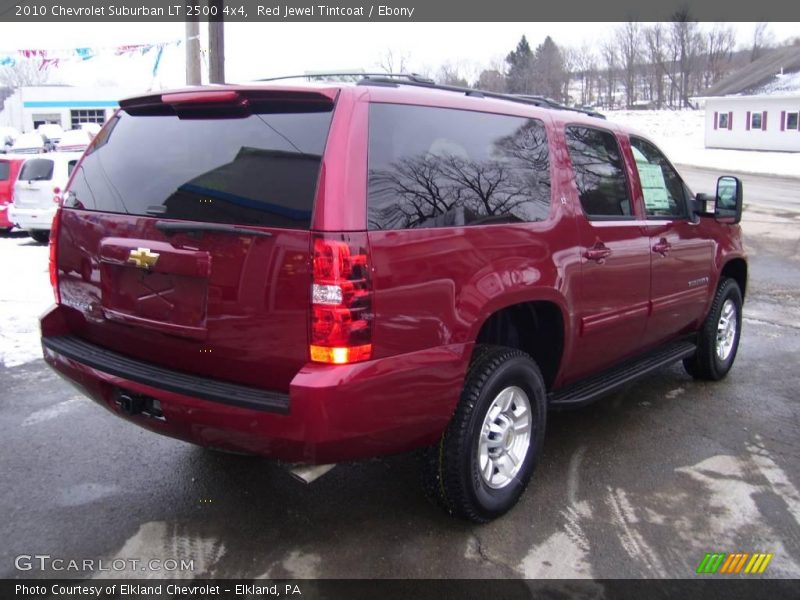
[155,220,273,238]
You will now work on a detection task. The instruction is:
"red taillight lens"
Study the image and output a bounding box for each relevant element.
[310,233,372,364]
[49,207,61,304]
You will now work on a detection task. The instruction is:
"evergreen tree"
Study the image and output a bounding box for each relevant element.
[532,36,566,101]
[506,36,534,94]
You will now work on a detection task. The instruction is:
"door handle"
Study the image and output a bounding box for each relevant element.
[652,238,672,256]
[585,243,612,263]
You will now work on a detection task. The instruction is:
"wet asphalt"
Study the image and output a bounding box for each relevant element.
[1,168,798,580]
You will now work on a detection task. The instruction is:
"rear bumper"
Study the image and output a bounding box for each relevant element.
[41,306,470,464]
[7,204,55,231]
[0,202,11,229]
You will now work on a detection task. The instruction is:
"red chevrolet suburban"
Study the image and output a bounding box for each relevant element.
[40,76,746,522]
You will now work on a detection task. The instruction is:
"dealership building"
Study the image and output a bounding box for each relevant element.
[0,84,145,133]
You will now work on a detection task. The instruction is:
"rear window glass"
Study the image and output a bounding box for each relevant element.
[19,159,54,182]
[368,104,552,230]
[65,104,334,229]
[0,162,9,181]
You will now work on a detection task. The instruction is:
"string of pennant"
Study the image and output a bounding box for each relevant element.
[0,40,183,76]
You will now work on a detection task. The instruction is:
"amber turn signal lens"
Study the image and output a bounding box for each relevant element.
[309,344,372,365]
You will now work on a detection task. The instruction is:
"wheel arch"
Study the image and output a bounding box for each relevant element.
[473,299,566,391]
[720,257,748,301]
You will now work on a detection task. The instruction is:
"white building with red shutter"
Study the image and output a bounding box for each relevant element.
[702,94,800,152]
[695,45,800,153]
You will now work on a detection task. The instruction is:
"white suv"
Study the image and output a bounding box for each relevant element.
[8,152,81,243]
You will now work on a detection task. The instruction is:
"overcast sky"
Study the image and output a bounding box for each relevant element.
[2,22,799,91]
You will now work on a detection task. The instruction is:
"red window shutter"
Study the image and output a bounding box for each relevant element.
[781,111,786,131]
[746,111,751,130]
[728,111,733,130]
[762,111,768,130]
[714,111,718,130]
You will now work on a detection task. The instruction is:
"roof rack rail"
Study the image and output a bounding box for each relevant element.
[252,72,605,119]
[355,76,606,119]
[255,72,435,84]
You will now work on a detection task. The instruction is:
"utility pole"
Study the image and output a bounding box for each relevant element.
[185,17,201,85]
[208,0,225,84]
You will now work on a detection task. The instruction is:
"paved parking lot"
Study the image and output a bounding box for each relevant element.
[1,168,798,580]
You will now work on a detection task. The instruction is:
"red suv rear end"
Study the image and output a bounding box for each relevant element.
[42,85,462,465]
[0,156,24,230]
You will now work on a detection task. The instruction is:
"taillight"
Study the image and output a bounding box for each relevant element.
[310,233,372,364]
[49,207,61,304]
[53,186,62,204]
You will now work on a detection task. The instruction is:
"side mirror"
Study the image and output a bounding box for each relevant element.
[693,193,717,217]
[715,175,743,224]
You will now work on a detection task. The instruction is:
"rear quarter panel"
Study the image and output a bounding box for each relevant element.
[360,108,583,388]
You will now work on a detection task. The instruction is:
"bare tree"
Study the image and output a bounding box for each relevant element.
[572,43,598,106]
[0,59,52,88]
[599,38,618,109]
[669,9,703,108]
[436,62,469,87]
[561,46,578,105]
[378,49,409,74]
[644,24,668,109]
[751,22,774,62]
[704,24,736,87]
[616,22,642,108]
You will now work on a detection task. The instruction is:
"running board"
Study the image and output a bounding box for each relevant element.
[548,340,697,409]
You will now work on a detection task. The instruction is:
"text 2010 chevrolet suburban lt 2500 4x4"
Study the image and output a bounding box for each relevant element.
[40,75,746,522]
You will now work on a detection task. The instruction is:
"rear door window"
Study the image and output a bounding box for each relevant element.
[565,126,632,219]
[65,102,334,229]
[19,159,54,182]
[367,103,552,230]
[0,161,10,181]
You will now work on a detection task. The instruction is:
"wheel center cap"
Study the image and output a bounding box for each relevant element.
[504,429,514,448]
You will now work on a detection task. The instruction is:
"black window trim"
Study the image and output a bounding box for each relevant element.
[629,135,691,222]
[564,122,637,222]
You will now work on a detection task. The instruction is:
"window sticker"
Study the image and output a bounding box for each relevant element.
[637,162,670,210]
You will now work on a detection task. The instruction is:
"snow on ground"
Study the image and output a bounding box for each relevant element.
[606,109,800,178]
[0,109,797,369]
[759,71,800,95]
[0,234,53,367]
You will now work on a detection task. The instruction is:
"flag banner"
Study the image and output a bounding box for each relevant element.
[0,41,181,72]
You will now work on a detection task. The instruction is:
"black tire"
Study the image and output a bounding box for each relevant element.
[683,277,743,381]
[29,230,50,244]
[422,345,547,523]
